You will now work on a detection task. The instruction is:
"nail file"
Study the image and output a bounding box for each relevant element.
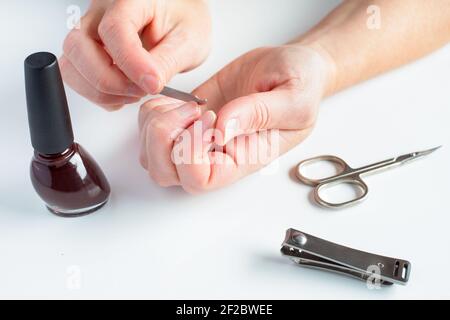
[160,86,207,105]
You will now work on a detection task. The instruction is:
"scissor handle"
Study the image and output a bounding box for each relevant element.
[314,177,369,209]
[296,155,369,209]
[296,155,352,186]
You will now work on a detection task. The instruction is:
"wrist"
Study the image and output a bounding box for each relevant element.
[291,40,337,97]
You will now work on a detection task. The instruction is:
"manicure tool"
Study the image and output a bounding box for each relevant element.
[281,228,410,285]
[295,146,441,209]
[160,86,207,105]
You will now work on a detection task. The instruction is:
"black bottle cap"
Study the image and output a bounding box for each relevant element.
[25,52,74,155]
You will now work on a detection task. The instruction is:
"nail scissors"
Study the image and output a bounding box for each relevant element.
[295,146,441,209]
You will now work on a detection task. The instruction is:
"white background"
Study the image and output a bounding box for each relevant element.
[0,0,449,299]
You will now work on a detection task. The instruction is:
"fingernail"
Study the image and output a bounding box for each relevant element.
[124,97,140,104]
[127,83,146,97]
[223,118,239,144]
[177,102,200,118]
[202,111,217,144]
[202,111,217,130]
[170,128,185,140]
[140,74,160,94]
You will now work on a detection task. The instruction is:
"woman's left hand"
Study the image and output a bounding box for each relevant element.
[139,45,335,193]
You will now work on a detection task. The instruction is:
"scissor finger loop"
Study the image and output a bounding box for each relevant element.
[296,155,352,186]
[314,176,369,209]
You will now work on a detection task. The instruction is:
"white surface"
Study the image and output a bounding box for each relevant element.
[0,0,449,299]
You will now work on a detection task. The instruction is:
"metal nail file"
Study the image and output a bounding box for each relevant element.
[281,228,411,285]
[160,86,207,105]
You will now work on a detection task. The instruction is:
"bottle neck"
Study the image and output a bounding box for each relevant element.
[33,143,77,163]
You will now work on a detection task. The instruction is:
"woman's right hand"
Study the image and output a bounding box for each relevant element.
[59,0,212,110]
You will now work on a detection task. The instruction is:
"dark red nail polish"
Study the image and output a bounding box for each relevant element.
[25,52,110,217]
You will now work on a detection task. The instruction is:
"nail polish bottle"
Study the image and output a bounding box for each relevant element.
[25,52,110,217]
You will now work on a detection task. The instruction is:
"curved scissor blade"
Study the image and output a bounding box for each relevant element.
[395,146,442,164]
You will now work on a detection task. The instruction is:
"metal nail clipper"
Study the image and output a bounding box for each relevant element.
[281,228,410,285]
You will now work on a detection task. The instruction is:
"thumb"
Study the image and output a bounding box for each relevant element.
[149,34,207,89]
[99,0,162,94]
[215,90,314,146]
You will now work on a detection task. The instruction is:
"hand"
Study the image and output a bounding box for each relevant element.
[139,45,334,193]
[60,0,211,110]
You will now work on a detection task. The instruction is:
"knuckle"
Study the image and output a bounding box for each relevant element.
[147,170,161,185]
[91,90,110,104]
[156,52,178,82]
[251,98,271,129]
[287,76,307,91]
[148,117,165,132]
[147,170,173,188]
[113,48,132,70]
[97,17,116,42]
[98,18,132,67]
[181,175,210,194]
[147,118,172,143]
[94,74,111,93]
[157,179,176,188]
[90,91,122,109]
[146,168,158,182]
[182,184,204,195]
[58,57,69,73]
[99,103,124,112]
[116,49,132,70]
[141,98,168,110]
[139,153,147,170]
[63,30,82,58]
[138,105,149,129]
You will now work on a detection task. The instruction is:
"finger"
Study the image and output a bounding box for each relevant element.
[173,121,312,194]
[208,129,310,188]
[215,89,316,145]
[173,111,227,193]
[99,0,163,94]
[63,28,145,97]
[146,29,208,89]
[191,73,227,113]
[59,56,140,111]
[138,99,185,168]
[181,128,309,194]
[138,97,184,132]
[142,102,202,187]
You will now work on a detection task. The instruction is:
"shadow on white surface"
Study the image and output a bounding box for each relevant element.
[102,130,191,207]
[253,252,396,298]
